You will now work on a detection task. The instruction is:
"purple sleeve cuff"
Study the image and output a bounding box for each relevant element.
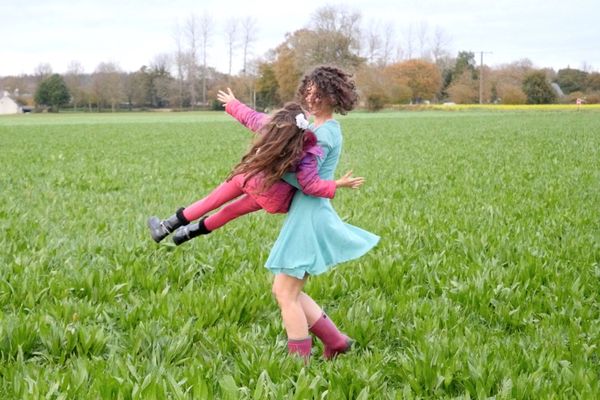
[295,154,336,199]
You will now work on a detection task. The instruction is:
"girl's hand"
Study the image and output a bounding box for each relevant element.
[217,88,237,106]
[335,171,365,189]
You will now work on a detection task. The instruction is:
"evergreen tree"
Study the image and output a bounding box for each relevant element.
[34,74,70,112]
[522,71,557,104]
[555,68,588,94]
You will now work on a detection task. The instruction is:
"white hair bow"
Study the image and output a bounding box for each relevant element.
[295,114,310,130]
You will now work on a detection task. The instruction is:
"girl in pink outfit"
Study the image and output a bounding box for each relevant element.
[147,99,363,246]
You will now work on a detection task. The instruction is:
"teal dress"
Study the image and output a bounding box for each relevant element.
[265,120,380,279]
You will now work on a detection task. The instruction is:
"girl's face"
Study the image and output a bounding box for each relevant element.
[305,83,322,114]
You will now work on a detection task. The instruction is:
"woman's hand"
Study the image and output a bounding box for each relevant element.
[335,171,365,189]
[217,88,237,106]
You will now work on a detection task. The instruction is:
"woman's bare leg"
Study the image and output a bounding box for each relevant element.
[272,274,308,339]
[298,292,323,328]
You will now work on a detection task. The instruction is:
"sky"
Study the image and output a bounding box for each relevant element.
[1,0,598,77]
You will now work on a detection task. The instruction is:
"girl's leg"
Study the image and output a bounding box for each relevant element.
[204,195,261,231]
[173,195,261,245]
[182,175,245,222]
[272,274,312,358]
[299,291,352,360]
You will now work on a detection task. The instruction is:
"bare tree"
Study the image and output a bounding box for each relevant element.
[199,11,214,104]
[172,23,187,110]
[311,5,362,54]
[312,5,361,40]
[364,20,381,65]
[241,17,258,74]
[34,63,53,83]
[93,62,122,112]
[395,45,405,63]
[430,26,451,64]
[65,61,85,111]
[224,18,239,76]
[416,21,430,60]
[242,58,260,108]
[184,14,200,108]
[402,24,414,60]
[580,61,593,73]
[364,20,395,66]
[151,53,171,73]
[380,22,395,66]
[66,61,84,76]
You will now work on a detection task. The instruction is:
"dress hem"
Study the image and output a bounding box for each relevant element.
[265,236,380,279]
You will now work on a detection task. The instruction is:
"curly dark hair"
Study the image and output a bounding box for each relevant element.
[228,102,310,191]
[296,66,358,115]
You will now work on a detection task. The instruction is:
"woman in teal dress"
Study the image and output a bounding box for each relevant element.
[267,67,380,360]
[218,67,378,360]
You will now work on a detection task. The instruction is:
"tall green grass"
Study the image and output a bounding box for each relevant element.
[1,110,599,398]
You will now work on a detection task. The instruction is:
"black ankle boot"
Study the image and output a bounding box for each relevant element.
[172,217,211,245]
[147,207,189,243]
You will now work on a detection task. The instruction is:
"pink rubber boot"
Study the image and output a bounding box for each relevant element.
[309,314,353,359]
[287,337,312,361]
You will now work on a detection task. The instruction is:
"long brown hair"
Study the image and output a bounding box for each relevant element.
[228,102,310,191]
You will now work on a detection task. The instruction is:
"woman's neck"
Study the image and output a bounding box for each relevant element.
[312,108,333,127]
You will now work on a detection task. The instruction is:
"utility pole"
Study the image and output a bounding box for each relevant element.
[479,51,492,104]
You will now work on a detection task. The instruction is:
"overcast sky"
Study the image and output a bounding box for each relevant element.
[1,0,598,76]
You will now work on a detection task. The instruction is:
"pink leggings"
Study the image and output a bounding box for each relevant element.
[182,175,262,231]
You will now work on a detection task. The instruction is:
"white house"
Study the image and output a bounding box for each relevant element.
[0,91,22,114]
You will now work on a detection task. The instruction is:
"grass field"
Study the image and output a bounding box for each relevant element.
[1,109,599,399]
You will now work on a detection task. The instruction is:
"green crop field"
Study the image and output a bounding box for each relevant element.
[1,109,599,399]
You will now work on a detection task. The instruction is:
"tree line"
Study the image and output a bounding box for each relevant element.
[2,5,599,112]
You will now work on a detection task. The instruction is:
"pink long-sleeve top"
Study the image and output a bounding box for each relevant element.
[225,99,336,213]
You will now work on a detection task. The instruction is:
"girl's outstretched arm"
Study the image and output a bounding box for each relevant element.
[218,88,268,134]
[295,153,364,198]
[282,131,334,190]
[295,153,336,198]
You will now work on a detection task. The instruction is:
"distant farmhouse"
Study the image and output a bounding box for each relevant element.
[0,90,23,114]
